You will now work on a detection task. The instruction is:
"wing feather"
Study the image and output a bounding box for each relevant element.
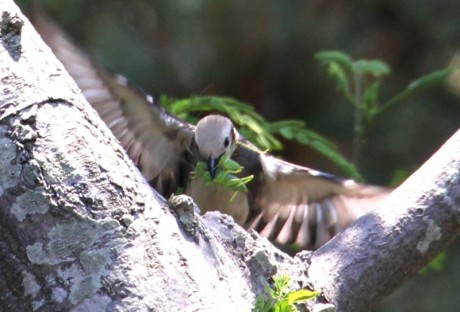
[33,13,194,195]
[246,154,390,250]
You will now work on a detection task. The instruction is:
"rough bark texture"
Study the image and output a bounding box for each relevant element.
[309,128,460,311]
[1,1,460,312]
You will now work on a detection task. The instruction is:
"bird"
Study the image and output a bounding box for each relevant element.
[32,13,390,251]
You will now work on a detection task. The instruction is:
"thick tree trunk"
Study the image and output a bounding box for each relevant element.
[1,1,460,311]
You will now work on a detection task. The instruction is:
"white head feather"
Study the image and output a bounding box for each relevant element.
[194,115,235,160]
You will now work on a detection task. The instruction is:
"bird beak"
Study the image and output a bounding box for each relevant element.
[207,156,221,179]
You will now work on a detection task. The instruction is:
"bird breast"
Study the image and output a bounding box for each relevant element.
[186,174,249,225]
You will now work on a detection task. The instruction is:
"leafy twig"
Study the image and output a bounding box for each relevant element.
[315,50,451,166]
[195,155,254,193]
[253,275,319,312]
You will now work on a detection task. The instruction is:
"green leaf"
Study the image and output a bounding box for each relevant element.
[285,289,319,304]
[269,120,305,141]
[273,275,290,296]
[353,60,391,77]
[316,51,353,97]
[298,129,337,149]
[329,62,352,95]
[195,157,254,193]
[419,252,446,274]
[195,161,208,176]
[253,275,319,312]
[274,301,294,312]
[239,128,283,151]
[362,81,380,119]
[291,129,362,181]
[315,50,353,71]
[220,157,242,172]
[253,296,275,312]
[380,68,453,114]
[268,120,305,130]
[278,127,295,140]
[406,68,453,93]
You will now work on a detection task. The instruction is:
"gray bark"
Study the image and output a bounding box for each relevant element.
[1,1,460,311]
[309,128,460,311]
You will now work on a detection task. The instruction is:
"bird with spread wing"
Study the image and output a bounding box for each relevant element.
[32,13,390,251]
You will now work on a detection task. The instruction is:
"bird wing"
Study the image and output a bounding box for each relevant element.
[245,154,390,250]
[32,12,194,194]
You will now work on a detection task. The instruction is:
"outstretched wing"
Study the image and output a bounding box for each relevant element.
[245,154,390,250]
[32,12,194,195]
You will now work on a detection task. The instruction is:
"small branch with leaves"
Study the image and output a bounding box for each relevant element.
[315,50,452,166]
[253,275,319,312]
[195,155,254,192]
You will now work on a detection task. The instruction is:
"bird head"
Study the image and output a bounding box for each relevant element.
[194,115,236,179]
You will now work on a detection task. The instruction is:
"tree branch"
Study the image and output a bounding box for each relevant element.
[309,128,460,311]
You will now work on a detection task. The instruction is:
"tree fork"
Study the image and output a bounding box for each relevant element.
[1,1,460,311]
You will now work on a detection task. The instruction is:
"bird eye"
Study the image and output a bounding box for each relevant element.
[224,137,230,147]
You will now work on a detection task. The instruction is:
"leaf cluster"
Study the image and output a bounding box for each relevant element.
[160,95,362,180]
[195,155,254,192]
[253,275,318,312]
[315,50,452,123]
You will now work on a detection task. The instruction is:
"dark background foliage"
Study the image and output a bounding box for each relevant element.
[19,1,460,310]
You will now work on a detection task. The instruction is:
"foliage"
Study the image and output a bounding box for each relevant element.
[253,275,319,312]
[315,50,452,120]
[195,155,254,192]
[161,95,362,180]
[419,252,447,274]
[161,52,451,186]
[315,50,452,164]
[162,52,451,179]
